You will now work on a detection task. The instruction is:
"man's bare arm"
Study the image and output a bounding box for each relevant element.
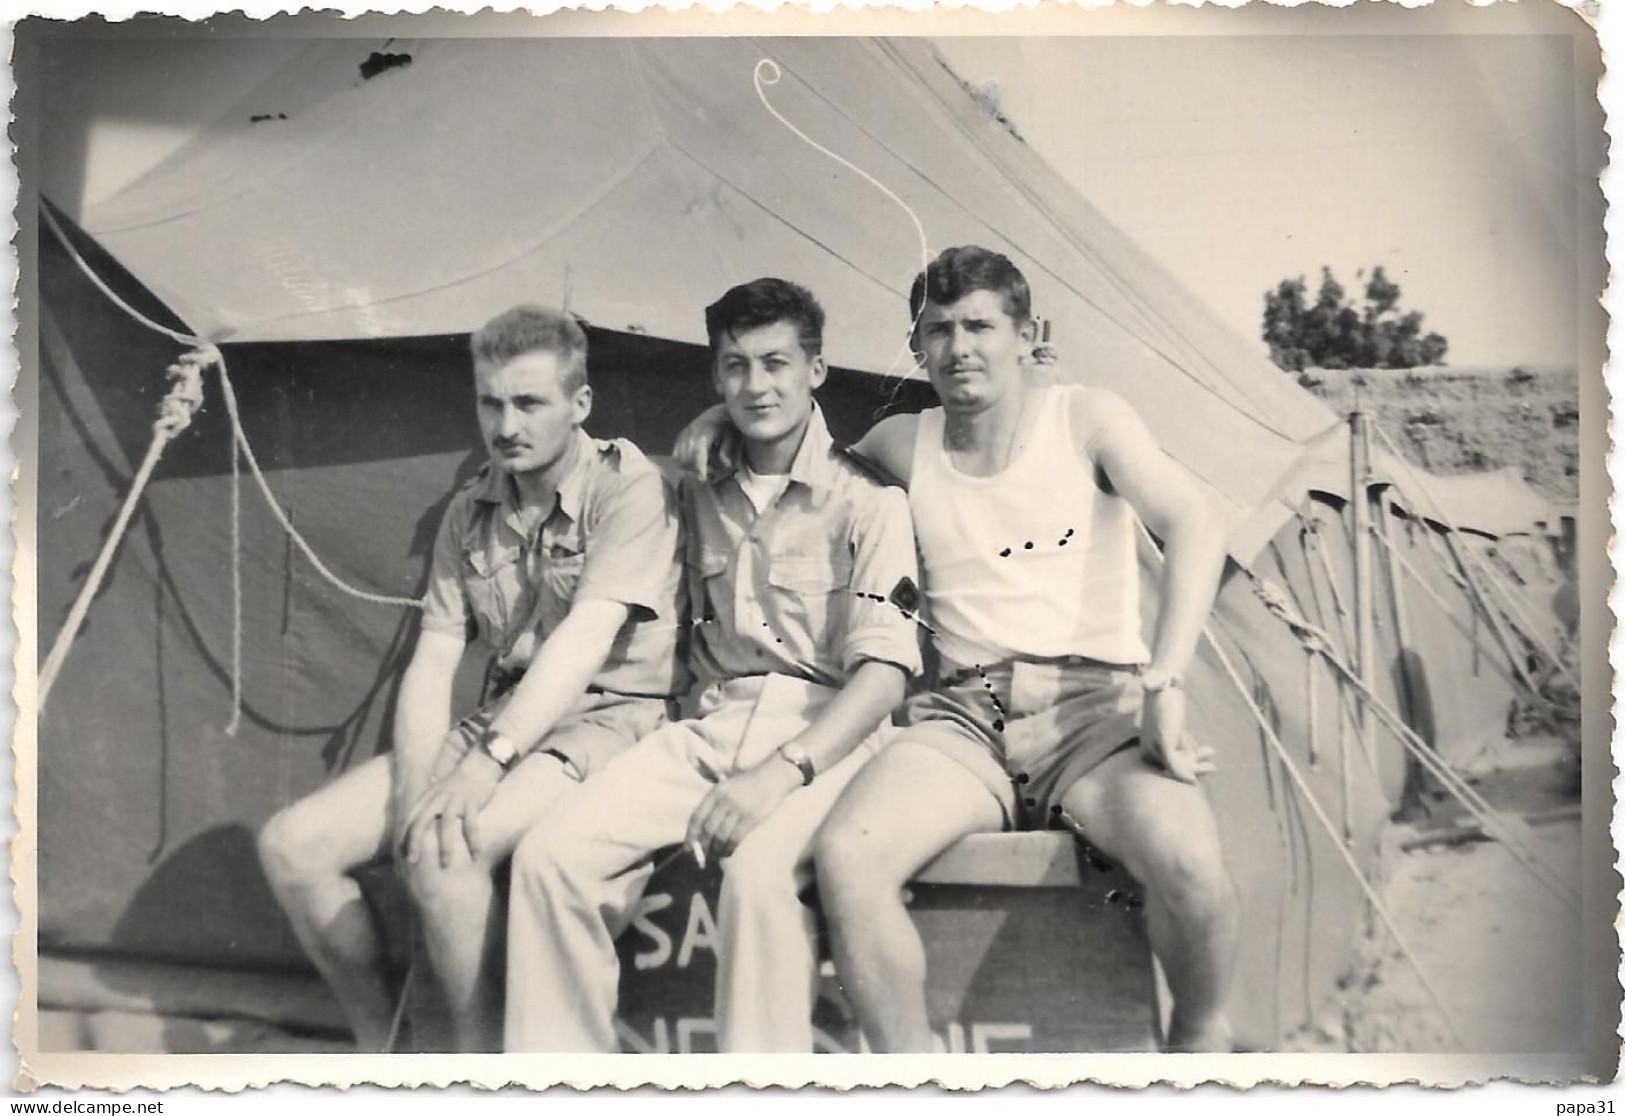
[401,599,632,865]
[1081,392,1226,781]
[394,630,465,759]
[674,406,920,486]
[485,598,633,749]
[849,413,920,488]
[775,658,908,773]
[1082,393,1225,677]
[685,659,909,859]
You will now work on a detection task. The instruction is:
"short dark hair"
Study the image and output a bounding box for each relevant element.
[908,245,1031,324]
[470,305,589,394]
[705,278,825,358]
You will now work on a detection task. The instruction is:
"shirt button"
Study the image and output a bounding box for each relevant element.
[1015,773,1030,785]
[1023,797,1037,809]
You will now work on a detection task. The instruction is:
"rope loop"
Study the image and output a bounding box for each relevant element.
[752,56,930,411]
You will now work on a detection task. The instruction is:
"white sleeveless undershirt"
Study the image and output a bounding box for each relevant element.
[908,385,1149,669]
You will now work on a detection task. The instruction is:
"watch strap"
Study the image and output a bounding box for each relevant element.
[480,728,521,771]
[1141,667,1183,694]
[778,746,816,786]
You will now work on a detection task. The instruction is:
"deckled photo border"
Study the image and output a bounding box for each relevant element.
[6,0,1618,1094]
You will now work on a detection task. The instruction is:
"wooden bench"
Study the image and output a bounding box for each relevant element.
[37,832,1157,1053]
[611,830,1159,1053]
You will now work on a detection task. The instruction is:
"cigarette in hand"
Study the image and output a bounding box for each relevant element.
[690,841,706,870]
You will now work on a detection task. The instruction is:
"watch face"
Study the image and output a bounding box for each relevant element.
[487,735,518,766]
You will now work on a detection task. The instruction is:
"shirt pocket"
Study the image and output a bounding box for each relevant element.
[541,543,587,606]
[463,543,525,637]
[690,547,731,621]
[763,554,850,645]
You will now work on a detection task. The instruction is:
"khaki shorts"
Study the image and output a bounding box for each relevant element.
[896,658,1144,830]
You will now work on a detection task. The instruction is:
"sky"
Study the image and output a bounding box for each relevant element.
[936,31,1597,371]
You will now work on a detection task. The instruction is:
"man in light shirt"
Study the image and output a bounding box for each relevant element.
[505,278,922,1053]
[258,306,685,1051]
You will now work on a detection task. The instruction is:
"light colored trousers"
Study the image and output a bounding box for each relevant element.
[506,674,882,1053]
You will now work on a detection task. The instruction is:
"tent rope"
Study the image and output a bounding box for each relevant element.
[40,353,207,712]
[1369,528,1530,694]
[1473,553,1578,691]
[1298,513,1355,656]
[41,204,203,349]
[1370,421,1561,680]
[1206,626,1468,1049]
[753,58,930,407]
[208,355,425,610]
[1133,523,1467,1048]
[1242,567,1579,911]
[42,206,424,608]
[41,203,424,728]
[228,422,243,734]
[1299,515,1377,772]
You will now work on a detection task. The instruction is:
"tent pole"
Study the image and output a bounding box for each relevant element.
[1378,487,1428,818]
[1349,411,1376,788]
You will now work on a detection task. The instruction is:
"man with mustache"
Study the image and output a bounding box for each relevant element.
[258,305,687,1052]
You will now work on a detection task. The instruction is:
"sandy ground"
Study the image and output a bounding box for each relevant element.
[1283,738,1586,1054]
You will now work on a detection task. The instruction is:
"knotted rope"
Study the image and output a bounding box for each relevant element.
[41,204,423,731]
[40,351,209,711]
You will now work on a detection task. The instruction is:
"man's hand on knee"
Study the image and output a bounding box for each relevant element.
[403,750,505,868]
[1138,689,1215,784]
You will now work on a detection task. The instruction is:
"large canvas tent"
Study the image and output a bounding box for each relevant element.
[27,32,1549,1051]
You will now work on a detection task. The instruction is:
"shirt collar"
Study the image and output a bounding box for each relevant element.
[711,404,842,495]
[554,429,596,523]
[473,428,595,525]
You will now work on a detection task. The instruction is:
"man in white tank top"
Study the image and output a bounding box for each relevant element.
[680,247,1238,1051]
[815,246,1237,1052]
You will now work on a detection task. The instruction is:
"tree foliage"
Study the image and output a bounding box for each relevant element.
[1262,265,1448,372]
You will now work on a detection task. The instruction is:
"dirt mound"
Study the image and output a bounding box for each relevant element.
[1297,365,1579,504]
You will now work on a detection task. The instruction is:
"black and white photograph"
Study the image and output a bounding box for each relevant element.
[9,0,1614,1093]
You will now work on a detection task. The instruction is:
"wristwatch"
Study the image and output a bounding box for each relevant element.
[1140,667,1183,695]
[480,727,522,772]
[778,743,816,786]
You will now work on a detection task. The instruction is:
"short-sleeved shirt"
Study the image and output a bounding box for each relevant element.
[683,405,924,690]
[421,429,689,699]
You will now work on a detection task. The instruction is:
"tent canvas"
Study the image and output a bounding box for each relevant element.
[27,32,1541,1051]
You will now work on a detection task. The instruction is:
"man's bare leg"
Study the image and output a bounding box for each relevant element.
[1058,747,1238,1051]
[402,751,582,1052]
[814,740,1004,1052]
[257,756,397,1051]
